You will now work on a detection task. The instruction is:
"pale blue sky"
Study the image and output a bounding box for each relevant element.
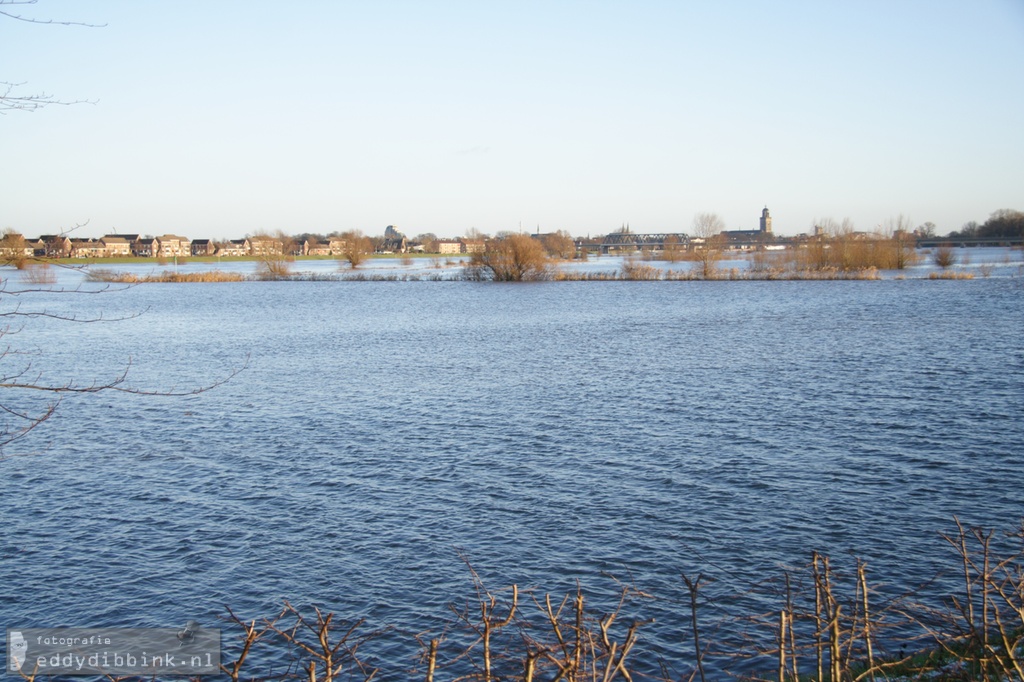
[2,1,1023,239]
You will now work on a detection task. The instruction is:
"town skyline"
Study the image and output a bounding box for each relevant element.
[3,2,1023,240]
[9,204,1020,263]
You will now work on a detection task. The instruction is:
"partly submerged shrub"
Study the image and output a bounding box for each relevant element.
[465,234,551,281]
[619,258,661,280]
[933,245,957,269]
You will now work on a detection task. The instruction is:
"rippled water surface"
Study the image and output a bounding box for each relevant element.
[2,273,1022,677]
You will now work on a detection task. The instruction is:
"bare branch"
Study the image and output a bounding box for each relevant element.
[0,353,249,396]
[1,4,104,113]
[0,1,105,27]
[0,81,96,113]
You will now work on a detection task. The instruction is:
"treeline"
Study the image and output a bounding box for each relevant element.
[946,209,1024,240]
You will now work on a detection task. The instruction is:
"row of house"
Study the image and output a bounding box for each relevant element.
[433,239,485,255]
[1,225,422,260]
[2,230,493,260]
[4,234,328,259]
[23,234,252,259]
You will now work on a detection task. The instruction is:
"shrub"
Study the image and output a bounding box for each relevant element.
[619,258,661,280]
[20,263,56,284]
[85,270,247,283]
[539,230,576,259]
[465,234,551,281]
[255,257,292,280]
[661,235,685,262]
[933,245,957,269]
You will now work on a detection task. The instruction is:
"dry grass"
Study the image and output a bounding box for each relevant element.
[86,269,246,283]
[551,270,621,281]
[929,271,975,280]
[619,258,662,280]
[159,271,247,282]
[556,265,886,282]
[788,235,919,272]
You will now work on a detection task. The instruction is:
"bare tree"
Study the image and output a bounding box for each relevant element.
[0,230,30,269]
[691,212,726,279]
[802,217,856,271]
[540,230,576,259]
[413,232,439,252]
[881,214,918,270]
[662,234,685,262]
[250,232,292,280]
[338,230,373,269]
[979,208,1024,239]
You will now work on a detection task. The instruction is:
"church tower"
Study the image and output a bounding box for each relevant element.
[760,206,772,234]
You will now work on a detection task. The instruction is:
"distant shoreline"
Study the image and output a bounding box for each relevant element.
[9,245,1020,283]
[20,253,444,266]
[78,267,988,284]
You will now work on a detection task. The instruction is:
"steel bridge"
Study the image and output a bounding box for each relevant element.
[599,232,690,254]
[917,236,1023,248]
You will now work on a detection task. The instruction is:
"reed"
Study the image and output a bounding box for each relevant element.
[150,518,1023,682]
[85,269,246,283]
[19,263,57,284]
[929,271,975,280]
[789,234,918,273]
[619,258,661,280]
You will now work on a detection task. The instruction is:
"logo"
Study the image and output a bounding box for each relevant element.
[9,631,28,671]
[6,627,220,676]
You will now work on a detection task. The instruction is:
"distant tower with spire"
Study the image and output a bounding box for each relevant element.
[760,206,772,234]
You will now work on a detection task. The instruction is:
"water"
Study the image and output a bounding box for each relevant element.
[1,262,1022,678]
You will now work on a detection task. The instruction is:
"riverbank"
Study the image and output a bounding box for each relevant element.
[77,263,1012,283]
[20,246,1016,284]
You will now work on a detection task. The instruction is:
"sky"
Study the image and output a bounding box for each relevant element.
[2,1,1023,240]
